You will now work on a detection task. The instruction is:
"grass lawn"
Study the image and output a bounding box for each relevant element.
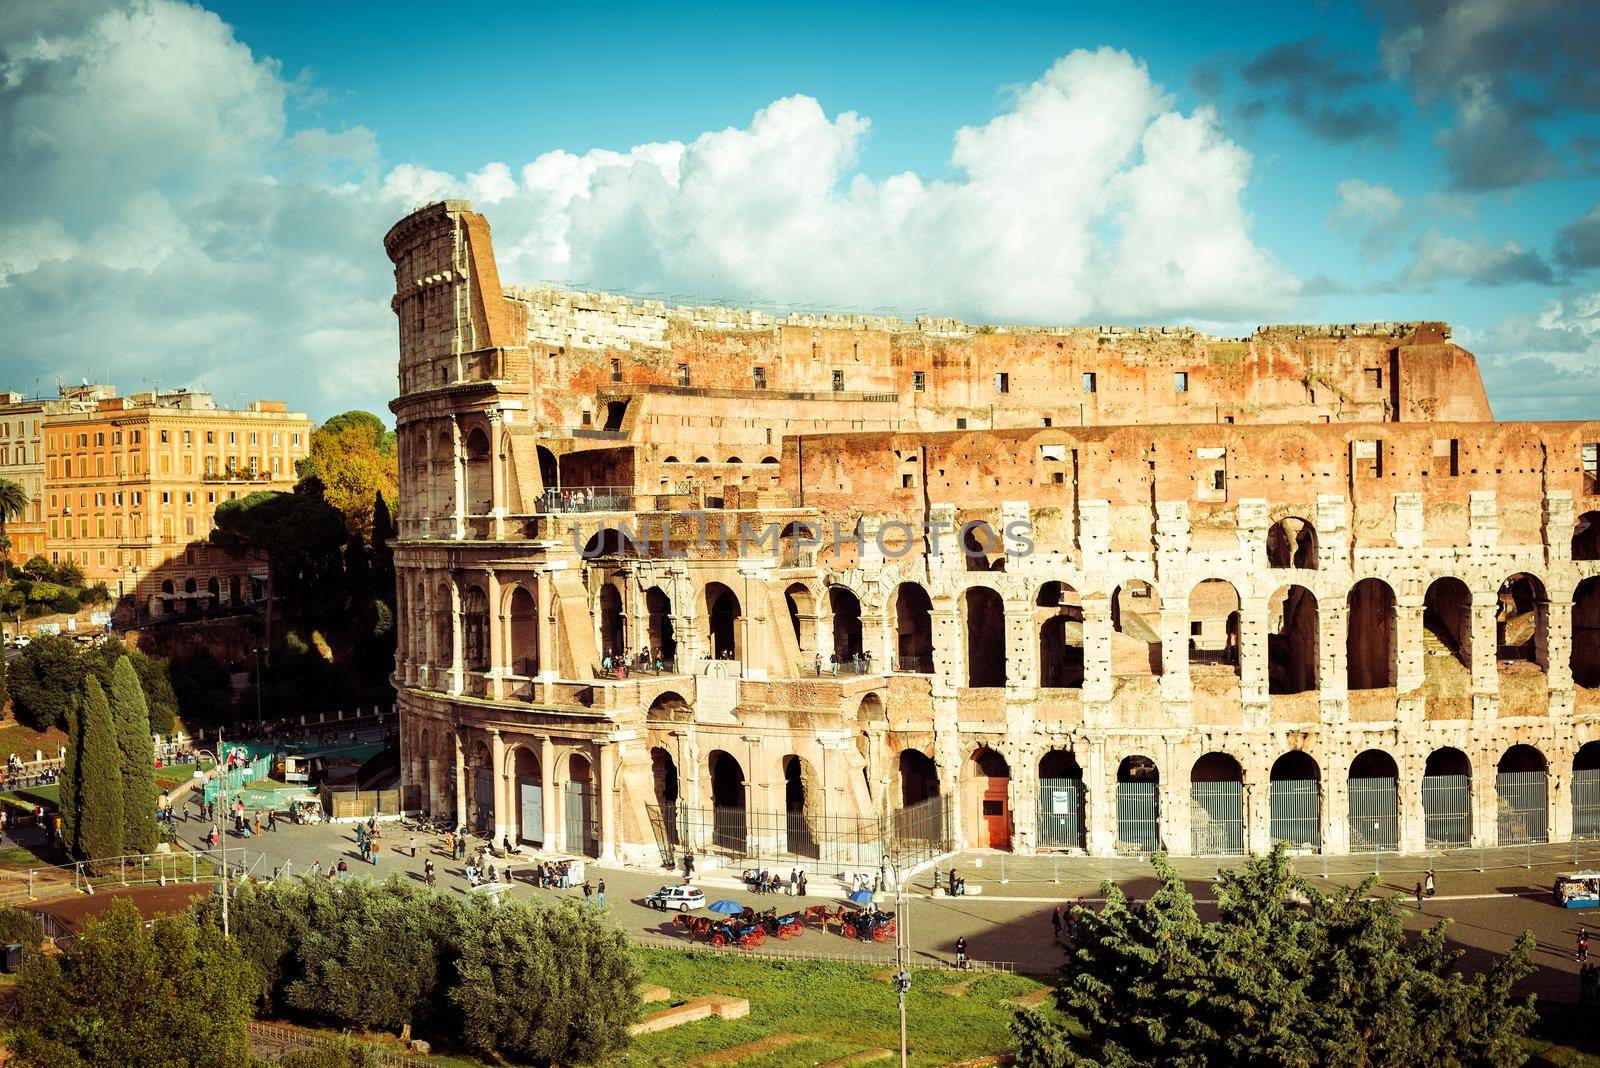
[0,723,65,763]
[621,948,1054,1067]
[0,840,68,869]
[1525,1002,1600,1067]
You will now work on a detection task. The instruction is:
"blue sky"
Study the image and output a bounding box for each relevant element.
[2,0,1598,421]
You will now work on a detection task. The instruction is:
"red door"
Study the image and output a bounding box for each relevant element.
[981,779,1011,850]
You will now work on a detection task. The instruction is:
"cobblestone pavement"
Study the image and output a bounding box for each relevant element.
[170,817,1597,1003]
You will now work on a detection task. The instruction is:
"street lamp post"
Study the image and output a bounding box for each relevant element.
[192,735,229,939]
[893,842,910,1068]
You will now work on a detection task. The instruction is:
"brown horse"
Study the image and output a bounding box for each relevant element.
[801,904,834,930]
[672,913,715,940]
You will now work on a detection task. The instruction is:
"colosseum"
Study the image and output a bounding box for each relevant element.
[385,199,1600,867]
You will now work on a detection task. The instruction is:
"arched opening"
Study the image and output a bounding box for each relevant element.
[1573,578,1600,688]
[760,456,778,465]
[184,577,197,594]
[1422,747,1472,847]
[783,755,819,858]
[1573,511,1600,561]
[464,426,493,515]
[1112,581,1163,675]
[1495,572,1547,668]
[582,526,642,559]
[784,582,813,648]
[962,586,1007,687]
[895,749,942,849]
[417,728,432,815]
[598,584,624,662]
[536,445,558,493]
[694,456,710,464]
[778,521,818,568]
[206,576,220,607]
[1268,585,1319,694]
[229,574,241,605]
[508,585,537,677]
[1423,576,1472,670]
[1188,579,1241,677]
[898,750,939,807]
[967,747,1011,850]
[1116,756,1160,852]
[1346,578,1397,690]
[704,582,741,661]
[829,586,863,666]
[433,583,452,674]
[645,587,676,665]
[1495,744,1548,844]
[1037,750,1085,850]
[513,747,542,846]
[708,750,747,856]
[961,520,1005,572]
[648,746,680,853]
[564,753,597,856]
[891,582,933,673]
[1574,741,1600,839]
[1347,749,1399,851]
[462,586,489,672]
[1190,753,1245,855]
[1037,582,1084,688]
[1269,751,1320,850]
[161,579,174,594]
[1267,516,1317,569]
[467,739,493,837]
[662,456,679,464]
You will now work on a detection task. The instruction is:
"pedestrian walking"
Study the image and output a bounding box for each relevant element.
[444,830,455,858]
[1051,907,1062,939]
[955,936,969,970]
[370,840,380,865]
[424,858,435,887]
[1424,867,1436,897]
[798,871,807,897]
[598,879,606,907]
[1414,882,1424,911]
[583,880,594,905]
[684,852,695,880]
[1579,926,1590,963]
[410,835,418,858]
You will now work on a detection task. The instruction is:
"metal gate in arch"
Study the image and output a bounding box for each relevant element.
[1495,771,1548,844]
[1115,781,1159,852]
[1189,781,1243,855]
[1346,777,1398,851]
[1037,778,1086,849]
[1268,780,1320,850]
[1421,774,1470,847]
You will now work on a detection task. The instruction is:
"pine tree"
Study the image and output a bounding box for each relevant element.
[109,657,158,853]
[57,694,82,857]
[370,492,396,602]
[74,676,123,869]
[0,653,9,716]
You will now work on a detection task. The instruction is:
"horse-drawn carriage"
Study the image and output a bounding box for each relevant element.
[760,909,804,940]
[839,908,897,943]
[709,919,766,948]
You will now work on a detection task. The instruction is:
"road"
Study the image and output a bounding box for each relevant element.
[167,816,1597,1004]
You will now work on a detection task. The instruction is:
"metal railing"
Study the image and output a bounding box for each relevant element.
[595,658,679,679]
[891,657,931,674]
[809,658,879,677]
[0,848,256,906]
[539,487,635,514]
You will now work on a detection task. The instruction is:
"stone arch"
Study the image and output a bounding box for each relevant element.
[1036,581,1084,688]
[966,746,1011,850]
[898,749,940,806]
[1267,516,1317,569]
[891,582,933,673]
[1575,511,1600,561]
[433,582,452,670]
[582,526,643,559]
[1115,755,1161,852]
[1346,578,1397,690]
[417,726,433,815]
[1573,741,1600,838]
[785,581,816,654]
[645,586,676,664]
[703,582,742,660]
[1188,579,1241,677]
[597,583,625,662]
[829,585,863,664]
[662,456,679,464]
[536,445,558,492]
[463,425,493,515]
[466,737,494,836]
[507,584,537,677]
[1190,752,1245,855]
[1423,576,1472,670]
[1112,580,1163,675]
[1037,749,1085,850]
[651,746,680,850]
[962,586,1007,687]
[1268,751,1320,850]
[782,754,821,858]
[1422,746,1472,847]
[161,578,174,594]
[461,585,489,672]
[779,520,819,568]
[1573,577,1600,688]
[1496,572,1547,668]
[1347,749,1399,851]
[961,520,1005,572]
[1268,584,1319,694]
[512,745,543,846]
[760,455,778,465]
[1495,743,1549,844]
[708,749,747,856]
[564,752,597,856]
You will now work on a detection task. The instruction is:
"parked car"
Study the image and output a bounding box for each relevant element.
[645,884,706,912]
[9,635,29,649]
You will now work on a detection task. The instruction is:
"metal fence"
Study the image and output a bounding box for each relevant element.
[1115,781,1160,852]
[0,848,258,906]
[1495,771,1549,845]
[1421,773,1472,847]
[1269,779,1321,850]
[1576,768,1600,838]
[1037,778,1086,850]
[630,930,1013,973]
[540,486,635,514]
[1190,781,1244,856]
[1346,777,1399,851]
[649,794,953,870]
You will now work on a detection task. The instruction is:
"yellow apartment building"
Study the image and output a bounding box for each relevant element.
[42,387,313,618]
[0,392,62,565]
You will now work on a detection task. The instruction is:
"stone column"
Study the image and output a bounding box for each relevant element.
[489,415,507,540]
[1471,753,1496,847]
[1004,597,1037,691]
[1239,596,1269,703]
[1322,771,1347,854]
[598,742,618,862]
[423,423,436,538]
[1159,598,1192,710]
[448,576,464,696]
[1395,593,1425,694]
[1551,763,1572,843]
[1084,740,1114,855]
[454,731,468,831]
[1399,752,1426,854]
[486,569,505,700]
[1469,587,1499,695]
[490,729,508,844]
[421,581,437,690]
[1547,586,1574,690]
[1081,595,1113,704]
[1245,775,1271,855]
[930,602,962,693]
[449,416,466,540]
[537,569,555,702]
[541,735,560,851]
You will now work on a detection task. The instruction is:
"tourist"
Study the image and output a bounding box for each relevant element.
[598,878,606,907]
[684,852,695,880]
[1579,926,1590,963]
[424,858,435,887]
[410,835,419,858]
[789,868,798,896]
[370,839,380,865]
[797,870,807,897]
[582,880,594,905]
[1414,882,1424,911]
[1051,907,1062,939]
[948,868,957,896]
[1424,868,1436,897]
[955,936,969,969]
[336,858,348,879]
[814,653,823,676]
[444,830,455,858]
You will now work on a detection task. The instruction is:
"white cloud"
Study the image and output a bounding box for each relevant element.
[1334,179,1405,222]
[1472,290,1600,420]
[0,9,1293,421]
[1401,229,1552,287]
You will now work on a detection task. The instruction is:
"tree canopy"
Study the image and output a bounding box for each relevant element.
[297,410,398,539]
[211,486,348,626]
[1013,846,1535,1068]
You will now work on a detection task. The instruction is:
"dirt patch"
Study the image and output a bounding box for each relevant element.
[30,882,210,930]
[687,1032,805,1066]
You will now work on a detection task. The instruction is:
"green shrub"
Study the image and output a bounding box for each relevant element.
[0,906,43,951]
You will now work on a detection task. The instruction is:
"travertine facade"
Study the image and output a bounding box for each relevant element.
[388,200,1600,864]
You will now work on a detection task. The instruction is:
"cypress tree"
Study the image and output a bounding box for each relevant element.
[57,694,82,857]
[75,676,123,868]
[0,653,9,716]
[109,656,158,853]
[370,492,396,602]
